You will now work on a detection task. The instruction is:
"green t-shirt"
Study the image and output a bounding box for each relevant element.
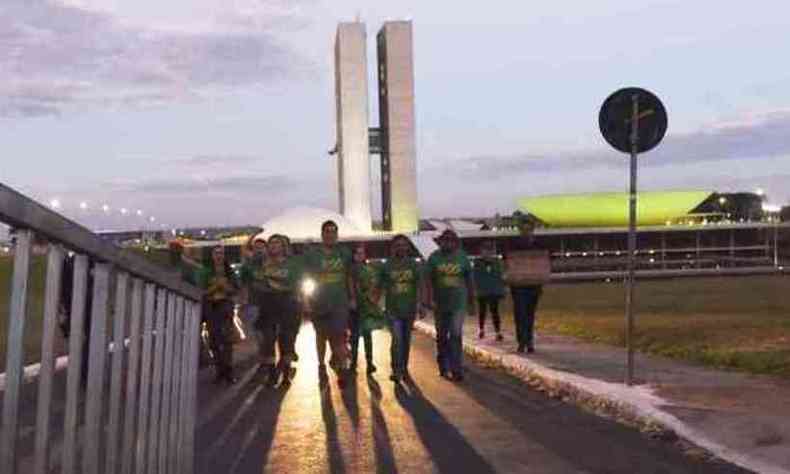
[195,265,236,303]
[427,249,472,313]
[354,262,386,330]
[304,245,352,312]
[380,258,422,318]
[238,253,265,287]
[473,257,505,297]
[246,256,304,306]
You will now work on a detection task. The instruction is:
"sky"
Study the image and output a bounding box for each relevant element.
[1,0,789,231]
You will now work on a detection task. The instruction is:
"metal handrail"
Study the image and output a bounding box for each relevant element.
[0,183,200,300]
[0,182,202,474]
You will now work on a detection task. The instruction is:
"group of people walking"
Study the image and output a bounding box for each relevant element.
[189,219,545,390]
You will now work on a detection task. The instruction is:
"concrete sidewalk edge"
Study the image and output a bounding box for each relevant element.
[413,320,788,474]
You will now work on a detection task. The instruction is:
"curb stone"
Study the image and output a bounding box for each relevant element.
[413,320,787,474]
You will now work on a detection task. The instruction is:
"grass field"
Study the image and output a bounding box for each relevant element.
[501,275,790,377]
[2,254,789,378]
[0,255,49,372]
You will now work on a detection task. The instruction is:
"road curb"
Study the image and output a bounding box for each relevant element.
[413,320,788,474]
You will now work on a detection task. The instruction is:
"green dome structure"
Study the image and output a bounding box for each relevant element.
[517,191,713,227]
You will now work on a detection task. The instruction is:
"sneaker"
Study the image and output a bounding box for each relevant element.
[439,368,450,379]
[389,374,402,383]
[349,362,358,374]
[367,363,377,375]
[527,346,535,354]
[496,333,504,342]
[451,372,464,382]
[292,352,299,362]
[478,330,485,339]
[517,344,526,353]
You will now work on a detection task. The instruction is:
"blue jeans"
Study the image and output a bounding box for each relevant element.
[510,286,542,348]
[389,316,416,376]
[435,309,465,374]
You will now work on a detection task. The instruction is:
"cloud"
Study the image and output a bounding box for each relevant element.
[105,173,294,195]
[0,0,313,117]
[436,109,790,181]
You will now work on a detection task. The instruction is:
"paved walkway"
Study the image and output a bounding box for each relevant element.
[415,314,790,474]
[195,323,747,473]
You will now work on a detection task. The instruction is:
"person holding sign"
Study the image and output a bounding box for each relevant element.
[425,230,475,382]
[504,220,550,353]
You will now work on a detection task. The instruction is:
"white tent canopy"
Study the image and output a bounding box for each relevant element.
[255,206,367,242]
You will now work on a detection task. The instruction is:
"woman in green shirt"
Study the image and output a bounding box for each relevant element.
[349,243,386,375]
[380,235,424,383]
[473,240,505,341]
[249,234,304,388]
[195,245,239,384]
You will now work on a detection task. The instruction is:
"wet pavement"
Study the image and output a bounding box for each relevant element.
[195,323,749,474]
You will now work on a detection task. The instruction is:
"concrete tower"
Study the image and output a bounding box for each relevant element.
[334,22,372,233]
[377,21,418,233]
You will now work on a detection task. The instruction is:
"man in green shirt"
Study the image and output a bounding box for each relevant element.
[303,220,356,389]
[380,234,424,383]
[425,230,475,382]
[473,240,505,341]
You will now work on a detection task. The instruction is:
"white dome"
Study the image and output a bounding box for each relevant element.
[256,207,367,241]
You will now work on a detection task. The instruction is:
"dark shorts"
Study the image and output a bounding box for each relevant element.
[312,305,350,337]
[255,292,299,329]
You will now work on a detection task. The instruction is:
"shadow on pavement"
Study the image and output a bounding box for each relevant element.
[451,363,750,474]
[395,378,497,474]
[367,377,398,474]
[320,385,347,474]
[196,367,288,474]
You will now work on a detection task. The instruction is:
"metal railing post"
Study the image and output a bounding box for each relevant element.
[147,288,168,474]
[184,302,201,474]
[176,301,194,474]
[158,293,178,474]
[0,229,34,474]
[168,296,185,474]
[122,278,145,474]
[61,254,90,474]
[135,283,157,474]
[82,263,112,474]
[33,244,66,474]
[106,271,130,473]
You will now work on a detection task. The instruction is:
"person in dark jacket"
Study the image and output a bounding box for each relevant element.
[59,253,93,387]
[505,221,548,353]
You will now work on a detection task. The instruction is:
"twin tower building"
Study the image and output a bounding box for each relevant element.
[334,21,418,234]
